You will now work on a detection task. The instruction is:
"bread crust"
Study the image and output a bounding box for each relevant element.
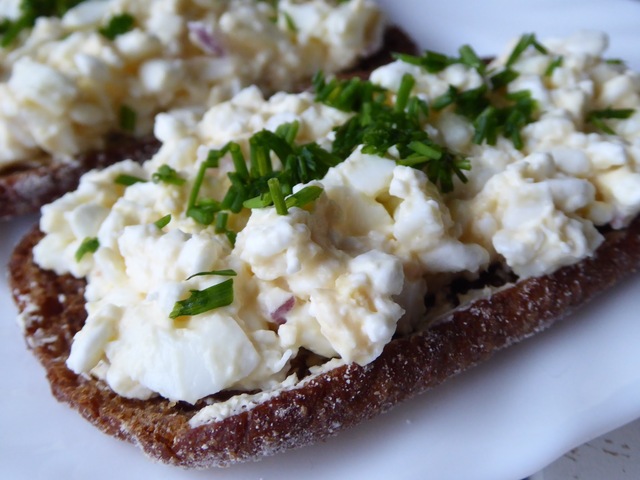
[0,134,161,220]
[9,216,640,468]
[0,26,416,220]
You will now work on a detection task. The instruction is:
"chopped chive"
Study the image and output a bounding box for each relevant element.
[432,86,458,110]
[75,237,99,261]
[313,71,385,112]
[588,117,612,134]
[1,0,88,48]
[99,13,135,40]
[225,230,237,246]
[243,193,272,209]
[458,44,485,74]
[506,33,547,67]
[119,104,137,132]
[115,174,146,186]
[186,147,229,223]
[186,207,212,225]
[453,157,472,179]
[249,138,261,178]
[394,74,415,113]
[395,46,487,75]
[473,106,499,145]
[586,108,635,134]
[394,50,457,73]
[544,56,563,77]
[205,147,226,168]
[255,130,294,162]
[490,68,519,89]
[220,186,237,211]
[169,279,234,318]
[251,140,271,176]
[275,120,300,145]
[152,165,185,185]
[281,11,297,33]
[337,79,361,108]
[397,156,429,167]
[213,210,236,246]
[407,96,429,121]
[408,141,442,160]
[392,52,424,67]
[187,162,207,210]
[588,108,636,119]
[186,269,237,281]
[154,214,171,229]
[285,185,323,209]
[215,211,228,233]
[229,143,249,180]
[284,122,299,145]
[187,199,221,225]
[225,191,245,214]
[0,15,30,47]
[268,178,288,215]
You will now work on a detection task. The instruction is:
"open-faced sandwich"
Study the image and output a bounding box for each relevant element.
[9,30,640,468]
[0,0,416,219]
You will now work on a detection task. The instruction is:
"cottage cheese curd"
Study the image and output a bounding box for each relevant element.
[34,31,640,405]
[0,0,384,168]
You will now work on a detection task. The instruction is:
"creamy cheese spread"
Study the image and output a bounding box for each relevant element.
[34,31,640,406]
[0,0,384,168]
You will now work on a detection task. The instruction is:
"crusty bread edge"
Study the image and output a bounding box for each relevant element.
[0,135,161,220]
[9,216,640,468]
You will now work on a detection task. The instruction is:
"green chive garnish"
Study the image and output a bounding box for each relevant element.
[169,279,234,318]
[75,237,99,261]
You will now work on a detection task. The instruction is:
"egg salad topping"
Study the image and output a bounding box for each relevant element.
[0,0,384,169]
[34,31,640,405]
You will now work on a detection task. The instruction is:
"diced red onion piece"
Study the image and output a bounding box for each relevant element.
[188,21,225,57]
[271,297,295,325]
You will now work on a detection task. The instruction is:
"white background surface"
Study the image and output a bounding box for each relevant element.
[543,419,640,479]
[2,1,640,479]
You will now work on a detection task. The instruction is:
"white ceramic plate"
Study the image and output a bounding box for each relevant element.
[2,1,640,479]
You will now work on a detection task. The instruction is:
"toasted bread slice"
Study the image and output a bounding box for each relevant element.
[9,216,640,468]
[0,27,416,221]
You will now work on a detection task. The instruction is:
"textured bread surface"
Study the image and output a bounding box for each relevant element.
[9,216,640,468]
[0,26,415,220]
[0,134,161,220]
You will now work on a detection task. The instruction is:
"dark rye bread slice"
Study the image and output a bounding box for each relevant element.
[9,216,640,468]
[0,26,417,220]
[0,134,161,220]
